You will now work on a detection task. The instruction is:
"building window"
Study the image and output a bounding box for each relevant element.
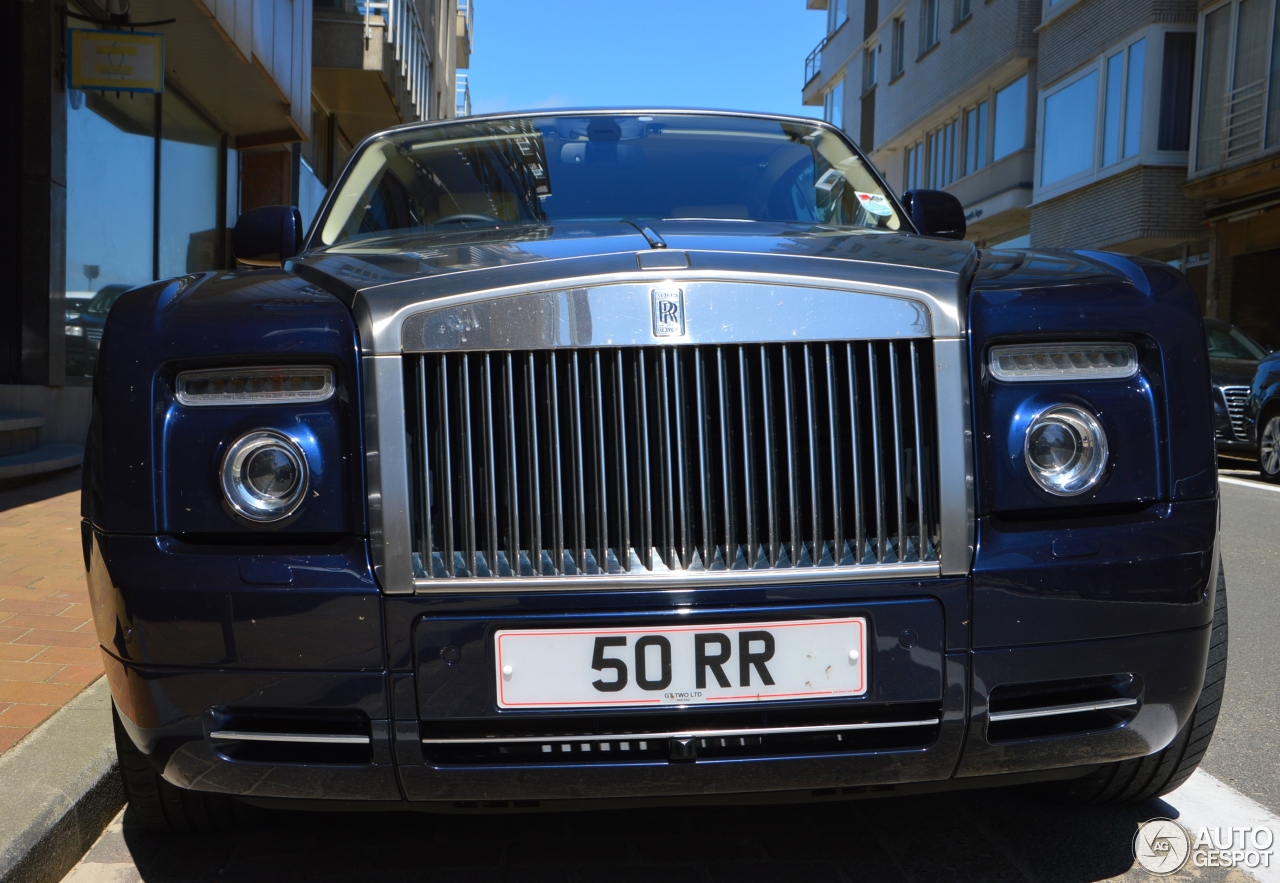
[920,0,940,54]
[827,0,848,35]
[956,0,973,23]
[1037,29,1190,194]
[1042,70,1099,185]
[862,45,879,93]
[891,18,906,78]
[824,76,845,129]
[1194,0,1280,171]
[904,140,925,190]
[993,74,1028,160]
[964,100,989,174]
[926,118,960,187]
[1159,32,1197,151]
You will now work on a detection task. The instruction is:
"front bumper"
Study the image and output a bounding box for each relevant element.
[89,497,1217,805]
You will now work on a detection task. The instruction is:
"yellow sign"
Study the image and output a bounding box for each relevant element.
[67,29,164,93]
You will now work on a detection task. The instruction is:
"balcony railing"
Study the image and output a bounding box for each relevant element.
[1223,78,1267,160]
[805,35,828,86]
[360,0,432,118]
[456,73,471,117]
[458,0,473,42]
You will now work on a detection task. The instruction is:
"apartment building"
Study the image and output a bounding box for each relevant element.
[803,0,1207,295]
[0,0,472,480]
[1186,0,1280,346]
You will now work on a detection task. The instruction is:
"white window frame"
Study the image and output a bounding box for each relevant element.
[1033,24,1192,203]
[920,0,941,54]
[824,74,847,129]
[1188,0,1280,177]
[891,17,906,79]
[862,44,879,94]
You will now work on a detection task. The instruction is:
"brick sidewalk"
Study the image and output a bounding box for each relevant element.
[0,468,101,755]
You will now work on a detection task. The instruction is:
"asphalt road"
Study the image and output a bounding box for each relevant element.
[58,473,1280,883]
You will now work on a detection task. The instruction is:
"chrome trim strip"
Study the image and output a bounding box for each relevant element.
[210,731,371,745]
[363,354,415,593]
[400,281,931,353]
[988,698,1138,723]
[421,718,941,745]
[933,338,975,577]
[411,561,940,592]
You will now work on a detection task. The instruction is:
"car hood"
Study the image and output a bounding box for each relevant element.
[289,220,977,304]
[1209,357,1258,387]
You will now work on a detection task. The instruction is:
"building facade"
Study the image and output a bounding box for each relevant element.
[1,0,472,479]
[1186,0,1280,347]
[803,0,1209,299]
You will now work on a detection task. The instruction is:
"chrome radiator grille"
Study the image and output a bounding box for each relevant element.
[404,341,939,581]
[1222,386,1250,440]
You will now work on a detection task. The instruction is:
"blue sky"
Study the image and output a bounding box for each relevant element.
[466,1,825,119]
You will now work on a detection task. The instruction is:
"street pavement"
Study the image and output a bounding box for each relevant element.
[57,472,1280,883]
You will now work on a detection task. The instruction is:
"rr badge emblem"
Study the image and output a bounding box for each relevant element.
[651,287,685,337]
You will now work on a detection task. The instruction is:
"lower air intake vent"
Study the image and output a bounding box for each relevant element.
[421,703,941,765]
[208,709,373,765]
[987,674,1140,743]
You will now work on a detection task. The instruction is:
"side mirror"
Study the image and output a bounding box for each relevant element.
[901,190,967,240]
[231,205,304,268]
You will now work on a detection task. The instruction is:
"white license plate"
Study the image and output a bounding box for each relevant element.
[494,617,867,710]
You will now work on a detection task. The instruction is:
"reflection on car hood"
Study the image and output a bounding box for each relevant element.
[289,220,977,302]
[1209,357,1258,387]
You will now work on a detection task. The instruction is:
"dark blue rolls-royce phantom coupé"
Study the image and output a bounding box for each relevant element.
[84,110,1226,832]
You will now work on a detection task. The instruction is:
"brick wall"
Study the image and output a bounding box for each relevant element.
[1029,165,1205,249]
[1038,0,1198,89]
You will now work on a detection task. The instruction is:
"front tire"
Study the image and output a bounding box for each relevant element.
[113,705,240,833]
[1259,412,1280,483]
[1044,564,1228,804]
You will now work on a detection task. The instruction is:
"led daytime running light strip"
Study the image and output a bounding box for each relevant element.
[989,343,1138,382]
[176,366,335,406]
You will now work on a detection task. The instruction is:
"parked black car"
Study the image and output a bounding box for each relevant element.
[1205,318,1269,457]
[1250,349,1280,482]
[66,284,132,376]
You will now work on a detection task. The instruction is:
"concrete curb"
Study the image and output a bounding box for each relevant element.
[0,678,123,883]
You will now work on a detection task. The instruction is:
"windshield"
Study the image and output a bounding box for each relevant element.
[1206,322,1268,360]
[318,113,903,247]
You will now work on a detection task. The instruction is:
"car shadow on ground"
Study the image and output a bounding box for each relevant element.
[91,785,1195,883]
[0,465,81,512]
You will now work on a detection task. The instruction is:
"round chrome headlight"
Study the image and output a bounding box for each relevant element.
[1023,405,1109,496]
[220,431,308,522]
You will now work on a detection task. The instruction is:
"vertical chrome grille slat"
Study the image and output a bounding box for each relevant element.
[847,344,864,564]
[569,352,587,574]
[416,356,433,577]
[548,352,564,575]
[525,353,542,575]
[716,348,735,570]
[459,354,477,576]
[824,345,842,564]
[637,350,653,572]
[481,354,499,576]
[592,351,609,573]
[738,346,756,569]
[613,350,630,573]
[408,340,939,584]
[911,342,927,561]
[437,355,455,576]
[694,349,712,570]
[804,345,821,566]
[781,345,800,565]
[760,346,779,567]
[889,343,907,563]
[867,343,886,564]
[504,354,520,577]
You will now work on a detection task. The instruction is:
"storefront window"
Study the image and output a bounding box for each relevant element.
[159,94,221,279]
[64,89,156,377]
